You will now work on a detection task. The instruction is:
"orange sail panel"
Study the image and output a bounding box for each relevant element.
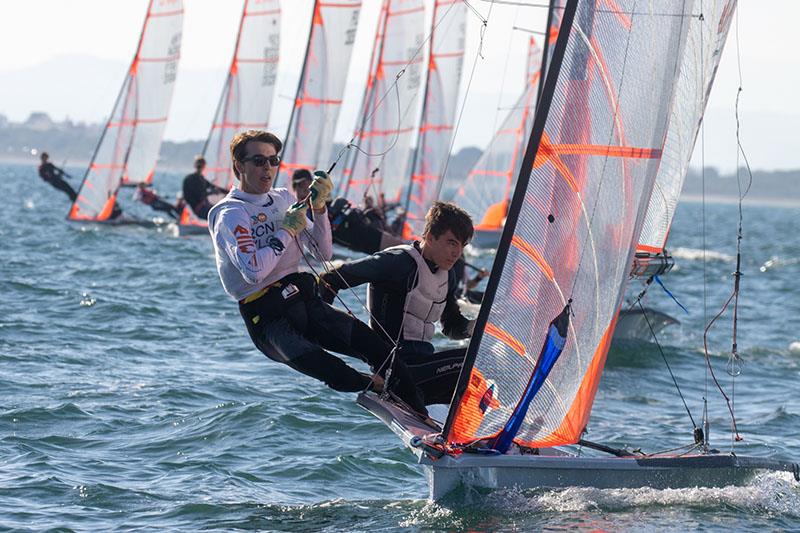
[443,0,693,449]
[402,0,466,237]
[637,0,737,253]
[340,0,425,207]
[279,0,362,185]
[456,37,542,232]
[203,0,281,191]
[68,0,183,221]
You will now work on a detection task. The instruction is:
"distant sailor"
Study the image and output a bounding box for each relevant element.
[207,130,427,416]
[320,202,476,406]
[290,168,315,221]
[37,152,77,201]
[182,155,227,220]
[134,183,181,220]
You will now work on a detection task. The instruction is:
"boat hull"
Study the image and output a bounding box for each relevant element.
[357,392,800,501]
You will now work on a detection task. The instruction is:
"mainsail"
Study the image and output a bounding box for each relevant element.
[443,0,693,449]
[278,0,362,185]
[339,0,425,207]
[203,0,281,190]
[68,0,183,221]
[402,0,466,237]
[455,36,542,233]
[637,0,737,254]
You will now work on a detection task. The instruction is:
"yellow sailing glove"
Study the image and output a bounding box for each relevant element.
[309,170,333,211]
[281,201,308,237]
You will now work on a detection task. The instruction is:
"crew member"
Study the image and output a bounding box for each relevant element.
[134,183,181,219]
[320,202,476,406]
[290,169,315,221]
[207,130,427,417]
[183,155,227,219]
[328,196,405,255]
[37,152,77,201]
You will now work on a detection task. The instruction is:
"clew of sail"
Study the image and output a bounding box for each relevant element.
[203,0,281,191]
[68,0,183,221]
[402,0,466,238]
[340,0,425,207]
[455,36,542,232]
[443,0,694,449]
[637,0,737,254]
[279,0,362,185]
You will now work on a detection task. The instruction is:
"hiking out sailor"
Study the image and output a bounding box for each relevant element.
[37,152,77,201]
[134,182,181,219]
[320,201,476,406]
[207,130,427,416]
[183,155,227,220]
[328,196,405,255]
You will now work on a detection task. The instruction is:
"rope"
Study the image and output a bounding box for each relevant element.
[637,301,699,432]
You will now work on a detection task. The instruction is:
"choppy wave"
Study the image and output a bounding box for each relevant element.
[672,247,735,263]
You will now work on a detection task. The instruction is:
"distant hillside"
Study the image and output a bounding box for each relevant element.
[682,167,800,205]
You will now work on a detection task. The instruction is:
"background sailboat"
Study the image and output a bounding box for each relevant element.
[400,0,466,238]
[178,0,281,234]
[68,0,183,222]
[338,0,425,209]
[278,0,362,185]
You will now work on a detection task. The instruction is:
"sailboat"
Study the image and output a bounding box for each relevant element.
[358,0,799,500]
[68,0,183,223]
[338,0,425,209]
[400,0,467,239]
[278,0,362,185]
[178,0,281,236]
[456,35,543,249]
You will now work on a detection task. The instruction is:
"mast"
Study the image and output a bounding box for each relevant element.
[536,0,556,106]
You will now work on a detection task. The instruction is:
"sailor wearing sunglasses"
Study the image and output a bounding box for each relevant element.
[207,130,428,418]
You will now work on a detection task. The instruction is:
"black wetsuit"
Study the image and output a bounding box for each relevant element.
[328,198,384,254]
[182,172,226,219]
[38,162,77,201]
[320,244,471,406]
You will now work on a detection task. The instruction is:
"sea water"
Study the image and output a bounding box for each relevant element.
[2,162,799,531]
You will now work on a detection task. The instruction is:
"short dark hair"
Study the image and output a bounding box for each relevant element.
[229,130,283,178]
[291,168,312,187]
[193,155,206,169]
[423,201,474,245]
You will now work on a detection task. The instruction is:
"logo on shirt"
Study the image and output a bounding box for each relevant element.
[234,224,255,254]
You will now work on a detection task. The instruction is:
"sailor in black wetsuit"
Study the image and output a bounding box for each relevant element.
[328,196,405,254]
[37,152,77,201]
[182,155,227,219]
[320,201,476,406]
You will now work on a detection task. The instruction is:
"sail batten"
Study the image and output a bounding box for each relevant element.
[444,0,695,449]
[68,0,183,221]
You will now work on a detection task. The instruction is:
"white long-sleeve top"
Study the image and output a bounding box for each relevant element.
[207,187,332,301]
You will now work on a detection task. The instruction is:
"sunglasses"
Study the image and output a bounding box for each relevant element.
[240,154,281,167]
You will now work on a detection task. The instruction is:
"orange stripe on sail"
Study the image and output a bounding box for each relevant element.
[484,322,526,357]
[635,243,662,254]
[603,0,632,29]
[97,194,119,221]
[522,312,620,448]
[549,144,661,159]
[511,235,554,281]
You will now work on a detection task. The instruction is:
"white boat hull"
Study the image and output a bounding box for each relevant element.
[357,393,800,501]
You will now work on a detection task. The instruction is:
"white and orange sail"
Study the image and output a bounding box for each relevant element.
[339,0,425,207]
[401,0,466,238]
[455,36,542,235]
[68,0,183,221]
[279,0,362,185]
[203,0,281,190]
[637,0,737,255]
[180,0,280,230]
[443,1,695,449]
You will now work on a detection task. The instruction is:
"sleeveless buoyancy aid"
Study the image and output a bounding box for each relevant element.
[387,244,449,342]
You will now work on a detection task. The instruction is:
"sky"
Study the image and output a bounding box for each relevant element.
[0,0,798,172]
